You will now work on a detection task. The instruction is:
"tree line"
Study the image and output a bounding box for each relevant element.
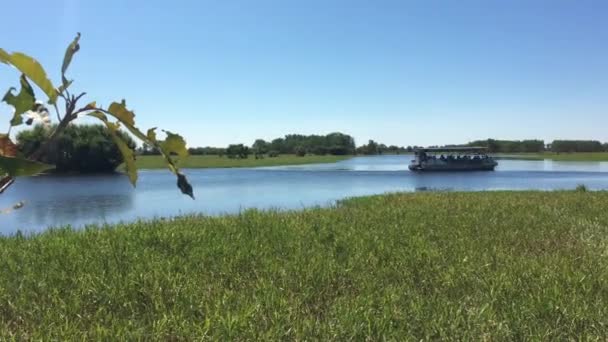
[184,134,411,159]
[186,137,608,158]
[182,133,358,159]
[466,139,608,153]
[16,125,608,175]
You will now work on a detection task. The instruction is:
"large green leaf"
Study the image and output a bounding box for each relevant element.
[2,74,35,126]
[5,52,57,104]
[109,126,137,186]
[160,131,188,160]
[0,155,53,177]
[147,127,157,141]
[88,111,137,185]
[61,33,81,89]
[107,100,136,127]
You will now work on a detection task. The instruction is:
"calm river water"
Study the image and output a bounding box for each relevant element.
[2,155,608,234]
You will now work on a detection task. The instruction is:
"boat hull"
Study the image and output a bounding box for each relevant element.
[408,162,497,172]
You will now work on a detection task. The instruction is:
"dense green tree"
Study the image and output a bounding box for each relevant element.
[252,139,269,157]
[270,138,286,153]
[358,140,379,155]
[325,132,356,155]
[226,144,249,159]
[17,124,136,173]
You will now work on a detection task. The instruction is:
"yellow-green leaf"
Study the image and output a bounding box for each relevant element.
[88,111,138,185]
[147,127,157,141]
[107,100,135,127]
[87,110,106,121]
[6,52,57,104]
[105,101,149,143]
[160,131,188,160]
[84,101,96,110]
[0,155,54,177]
[61,32,81,87]
[110,126,137,186]
[2,74,35,126]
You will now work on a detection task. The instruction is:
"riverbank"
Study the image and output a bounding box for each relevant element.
[495,152,608,161]
[133,154,351,169]
[2,191,607,339]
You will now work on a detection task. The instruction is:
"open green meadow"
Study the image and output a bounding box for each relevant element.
[133,154,350,169]
[1,191,608,339]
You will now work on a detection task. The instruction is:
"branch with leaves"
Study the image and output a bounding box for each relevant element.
[0,33,194,198]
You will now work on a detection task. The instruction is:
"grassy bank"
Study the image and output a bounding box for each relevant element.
[2,191,608,339]
[495,152,608,161]
[133,154,350,169]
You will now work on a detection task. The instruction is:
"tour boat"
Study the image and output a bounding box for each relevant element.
[408,147,497,171]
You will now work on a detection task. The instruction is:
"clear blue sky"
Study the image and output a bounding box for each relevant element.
[1,0,607,147]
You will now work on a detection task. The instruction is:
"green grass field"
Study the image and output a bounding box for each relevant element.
[495,152,608,161]
[2,191,608,339]
[133,154,350,169]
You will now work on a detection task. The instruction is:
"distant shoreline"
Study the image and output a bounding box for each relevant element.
[131,154,352,170]
[129,152,608,171]
[493,152,608,162]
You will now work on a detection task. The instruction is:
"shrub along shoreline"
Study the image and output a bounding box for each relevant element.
[1,191,608,339]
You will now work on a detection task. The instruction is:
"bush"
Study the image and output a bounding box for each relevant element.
[268,150,279,158]
[17,124,136,173]
[226,144,249,159]
[294,146,306,157]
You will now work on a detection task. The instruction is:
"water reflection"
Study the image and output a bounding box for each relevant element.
[2,155,608,234]
[1,173,134,233]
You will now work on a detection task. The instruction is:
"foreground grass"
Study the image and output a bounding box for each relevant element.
[2,191,608,339]
[133,154,350,169]
[495,152,608,161]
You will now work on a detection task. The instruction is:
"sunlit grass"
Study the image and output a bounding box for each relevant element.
[1,191,608,339]
[132,154,350,169]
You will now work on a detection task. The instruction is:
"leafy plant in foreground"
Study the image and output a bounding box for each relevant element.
[0,33,193,198]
